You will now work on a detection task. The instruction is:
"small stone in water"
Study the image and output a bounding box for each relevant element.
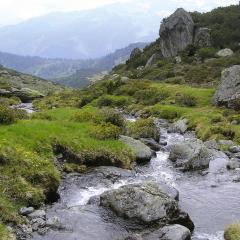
[20,207,35,216]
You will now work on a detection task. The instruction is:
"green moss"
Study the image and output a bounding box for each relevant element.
[126,118,159,141]
[224,224,240,240]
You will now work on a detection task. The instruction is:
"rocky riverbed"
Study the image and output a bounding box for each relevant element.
[16,117,240,240]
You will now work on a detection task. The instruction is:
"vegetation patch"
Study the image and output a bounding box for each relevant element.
[224,224,240,240]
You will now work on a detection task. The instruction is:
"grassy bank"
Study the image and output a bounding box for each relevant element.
[0,106,134,231]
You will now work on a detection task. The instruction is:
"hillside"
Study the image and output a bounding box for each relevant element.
[0,65,63,102]
[0,42,147,88]
[0,2,159,59]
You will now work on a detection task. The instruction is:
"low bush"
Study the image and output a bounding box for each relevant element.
[97,95,131,108]
[101,108,126,128]
[126,118,159,142]
[91,123,121,140]
[0,105,16,124]
[198,47,217,61]
[175,94,197,107]
[224,223,240,240]
[134,88,170,105]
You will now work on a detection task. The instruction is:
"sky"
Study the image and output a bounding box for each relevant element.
[0,0,238,26]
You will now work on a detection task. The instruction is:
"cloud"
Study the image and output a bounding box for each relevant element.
[0,0,238,26]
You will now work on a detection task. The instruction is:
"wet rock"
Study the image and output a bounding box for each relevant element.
[227,158,240,170]
[142,224,191,240]
[46,216,61,229]
[217,48,233,57]
[91,166,133,182]
[233,152,240,159]
[140,138,162,151]
[31,218,46,231]
[212,65,240,109]
[204,140,219,150]
[169,139,213,171]
[15,224,32,240]
[229,145,240,153]
[160,8,194,58]
[120,135,153,163]
[100,182,194,230]
[20,207,35,216]
[28,210,46,220]
[168,119,188,134]
[145,53,162,68]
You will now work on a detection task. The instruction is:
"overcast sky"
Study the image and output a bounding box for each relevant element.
[0,0,238,26]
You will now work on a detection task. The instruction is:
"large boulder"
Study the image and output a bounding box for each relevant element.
[168,119,188,134]
[217,48,233,57]
[119,135,153,163]
[142,224,191,240]
[145,53,162,68]
[212,65,240,109]
[169,139,213,171]
[194,27,211,47]
[159,8,194,58]
[100,182,194,231]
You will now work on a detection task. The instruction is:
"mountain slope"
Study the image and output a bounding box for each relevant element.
[0,42,147,87]
[0,3,159,59]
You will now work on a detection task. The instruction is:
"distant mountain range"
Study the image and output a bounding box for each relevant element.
[0,42,147,87]
[0,2,160,59]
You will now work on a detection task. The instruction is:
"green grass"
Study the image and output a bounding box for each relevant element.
[0,107,134,232]
[0,223,13,240]
[225,224,240,240]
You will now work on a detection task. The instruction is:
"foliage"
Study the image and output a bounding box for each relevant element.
[126,118,159,142]
[91,123,121,140]
[224,224,240,240]
[63,163,87,173]
[192,5,240,50]
[175,94,197,107]
[198,47,217,61]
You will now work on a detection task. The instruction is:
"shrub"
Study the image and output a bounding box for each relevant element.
[0,105,16,124]
[175,94,197,107]
[97,95,130,108]
[210,123,235,139]
[91,123,120,140]
[134,88,170,105]
[72,108,103,124]
[198,47,216,61]
[126,118,159,142]
[224,224,240,240]
[101,108,125,128]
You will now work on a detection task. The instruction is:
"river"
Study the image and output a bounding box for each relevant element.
[31,118,240,240]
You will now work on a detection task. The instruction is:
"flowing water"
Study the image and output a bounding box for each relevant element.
[13,102,35,113]
[33,120,240,240]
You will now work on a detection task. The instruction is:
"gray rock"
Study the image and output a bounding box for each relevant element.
[46,216,61,229]
[233,152,240,159]
[31,218,46,231]
[229,145,240,153]
[130,48,142,59]
[204,140,219,150]
[28,210,46,220]
[120,135,153,163]
[168,119,188,134]
[121,77,130,82]
[217,48,233,57]
[159,8,194,58]
[20,207,35,216]
[142,224,191,240]
[227,158,240,170]
[194,27,211,47]
[212,65,240,109]
[15,224,32,240]
[145,53,162,68]
[169,139,213,171]
[100,182,194,230]
[219,140,234,146]
[140,138,162,151]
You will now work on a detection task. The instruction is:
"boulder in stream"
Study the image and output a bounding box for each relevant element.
[168,119,188,134]
[100,182,194,231]
[120,135,153,163]
[169,139,213,171]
